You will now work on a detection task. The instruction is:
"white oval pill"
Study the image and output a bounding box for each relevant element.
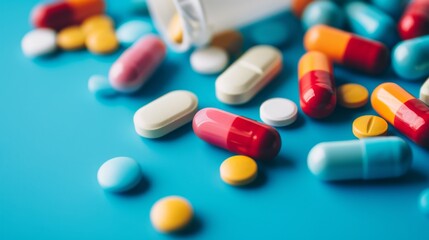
[260,98,298,127]
[134,90,198,138]
[190,47,229,74]
[215,45,282,105]
[21,28,57,57]
[97,157,142,192]
[420,77,429,105]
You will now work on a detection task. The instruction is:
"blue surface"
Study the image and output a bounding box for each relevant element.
[1,1,429,239]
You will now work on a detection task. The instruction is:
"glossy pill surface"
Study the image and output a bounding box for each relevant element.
[302,1,345,30]
[220,155,258,186]
[392,35,429,80]
[308,137,412,181]
[371,82,429,147]
[420,78,429,105]
[304,25,389,75]
[150,196,193,233]
[21,28,57,57]
[216,45,282,105]
[352,115,388,139]
[134,90,198,138]
[337,83,369,108]
[97,157,142,192]
[57,26,85,50]
[193,108,281,160]
[398,0,429,40]
[109,35,166,93]
[116,19,153,47]
[86,29,118,54]
[81,14,113,35]
[298,51,336,118]
[260,98,298,127]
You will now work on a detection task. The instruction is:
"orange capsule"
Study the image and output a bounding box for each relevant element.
[304,25,389,75]
[298,51,336,118]
[371,82,429,147]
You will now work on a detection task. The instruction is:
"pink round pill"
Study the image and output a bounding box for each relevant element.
[109,35,166,93]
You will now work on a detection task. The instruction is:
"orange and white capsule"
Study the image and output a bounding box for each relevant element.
[304,25,389,75]
[371,82,429,147]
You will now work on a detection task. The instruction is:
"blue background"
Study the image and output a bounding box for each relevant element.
[1,1,428,239]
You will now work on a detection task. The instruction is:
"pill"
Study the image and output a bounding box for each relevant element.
[150,196,193,233]
[251,21,290,47]
[193,108,281,160]
[190,47,229,75]
[302,1,345,30]
[419,188,429,217]
[210,30,243,57]
[337,83,369,108]
[88,75,117,97]
[86,29,118,54]
[291,0,315,17]
[392,35,429,80]
[81,14,114,35]
[371,82,429,147]
[97,157,142,192]
[298,51,336,118]
[307,136,412,181]
[220,155,258,186]
[109,35,166,93]
[134,90,198,138]
[21,28,57,57]
[420,78,429,105]
[345,2,398,48]
[304,25,389,75]
[116,19,153,47]
[31,0,105,30]
[352,115,388,139]
[370,0,409,19]
[260,98,298,127]
[215,45,282,105]
[167,13,183,43]
[57,26,85,50]
[398,0,429,40]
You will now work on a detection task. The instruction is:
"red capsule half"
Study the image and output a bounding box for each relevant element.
[398,0,429,40]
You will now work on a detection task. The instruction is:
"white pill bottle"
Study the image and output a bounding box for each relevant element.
[146,0,291,51]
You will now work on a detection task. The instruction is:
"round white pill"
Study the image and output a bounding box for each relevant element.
[97,157,142,192]
[21,28,57,57]
[260,98,298,127]
[190,47,228,74]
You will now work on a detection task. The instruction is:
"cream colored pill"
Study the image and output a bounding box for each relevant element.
[133,90,198,138]
[420,78,429,105]
[215,45,282,105]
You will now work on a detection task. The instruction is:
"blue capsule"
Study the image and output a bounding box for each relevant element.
[302,1,345,30]
[370,0,409,19]
[392,36,429,80]
[307,137,412,181]
[345,2,398,47]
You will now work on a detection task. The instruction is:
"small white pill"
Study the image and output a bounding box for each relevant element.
[134,90,198,138]
[420,77,429,105]
[190,47,228,74]
[21,28,57,57]
[260,98,298,127]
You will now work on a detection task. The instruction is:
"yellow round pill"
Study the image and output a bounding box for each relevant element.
[150,196,193,233]
[81,15,114,35]
[220,155,258,186]
[352,115,388,139]
[57,26,86,50]
[337,83,369,108]
[86,29,118,54]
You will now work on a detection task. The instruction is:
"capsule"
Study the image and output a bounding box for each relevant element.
[298,51,336,118]
[398,0,429,40]
[307,137,412,181]
[392,35,429,80]
[192,108,281,160]
[345,2,398,48]
[371,82,429,147]
[302,1,345,30]
[304,25,389,75]
[31,0,105,30]
[109,35,166,93]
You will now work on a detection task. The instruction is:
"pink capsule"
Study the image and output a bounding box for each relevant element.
[109,35,166,93]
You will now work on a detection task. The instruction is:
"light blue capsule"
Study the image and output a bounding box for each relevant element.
[392,36,429,80]
[370,0,409,19]
[419,188,429,217]
[116,19,153,47]
[97,157,143,192]
[345,2,398,47]
[88,75,117,97]
[308,137,412,181]
[302,1,345,30]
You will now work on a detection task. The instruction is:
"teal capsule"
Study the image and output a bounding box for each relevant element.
[345,2,398,47]
[307,137,412,181]
[392,36,429,80]
[302,1,345,30]
[370,0,409,19]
